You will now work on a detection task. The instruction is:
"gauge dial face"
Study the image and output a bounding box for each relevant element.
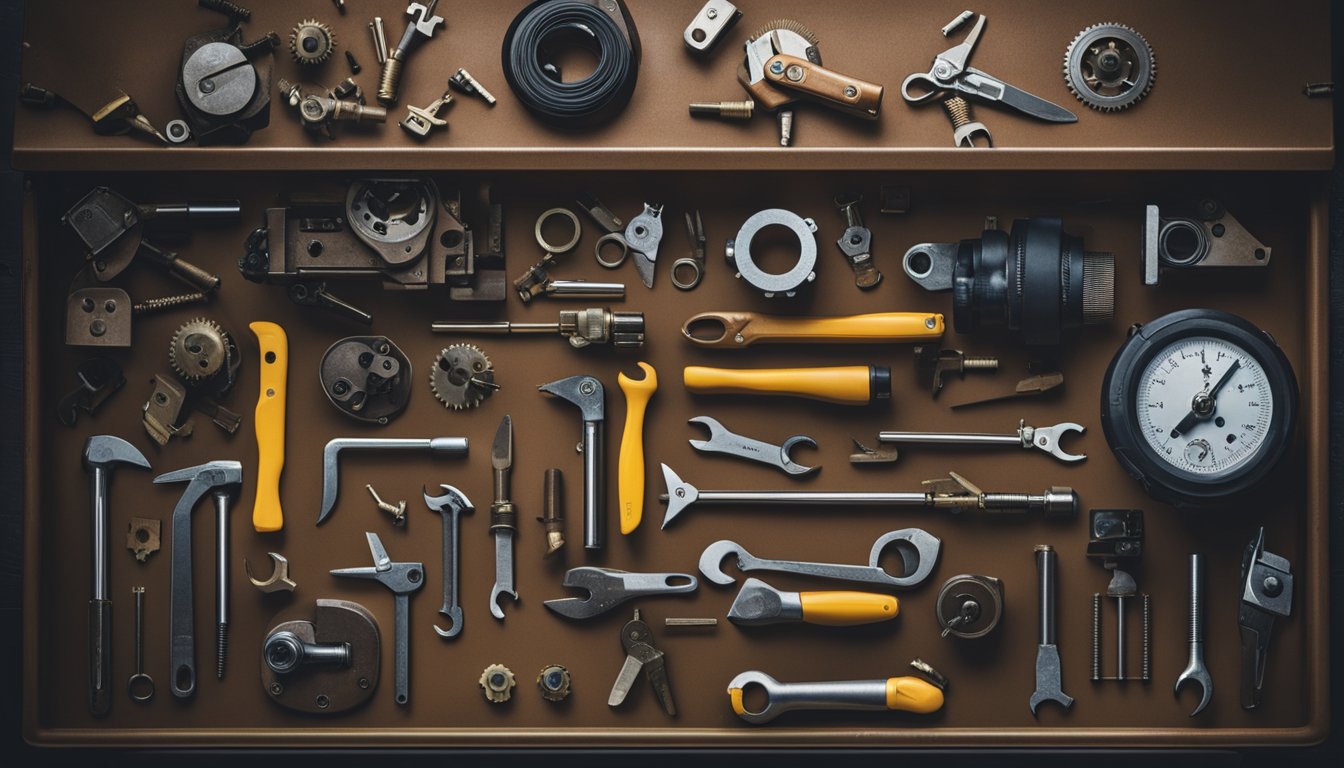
[1136,335,1273,476]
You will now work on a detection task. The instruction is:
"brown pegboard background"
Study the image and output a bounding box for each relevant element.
[12,0,1335,172]
[24,169,1327,746]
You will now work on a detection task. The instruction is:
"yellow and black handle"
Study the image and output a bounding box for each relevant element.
[682,311,944,348]
[684,365,890,406]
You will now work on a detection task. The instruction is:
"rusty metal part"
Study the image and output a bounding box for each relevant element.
[951,371,1065,409]
[58,358,126,426]
[1143,201,1271,285]
[539,468,565,556]
[378,1,445,106]
[66,288,132,347]
[319,336,413,425]
[169,318,233,383]
[142,374,195,446]
[289,19,336,65]
[246,553,298,593]
[915,345,999,397]
[126,518,162,563]
[278,79,387,138]
[365,485,407,526]
[262,599,379,715]
[480,663,516,703]
[537,665,572,702]
[401,88,453,137]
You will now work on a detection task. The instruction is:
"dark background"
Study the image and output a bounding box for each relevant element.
[1,0,1339,764]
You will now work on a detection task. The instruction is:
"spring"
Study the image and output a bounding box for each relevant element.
[133,292,209,315]
[378,57,404,105]
[1141,594,1153,682]
[1090,593,1102,682]
[942,96,975,129]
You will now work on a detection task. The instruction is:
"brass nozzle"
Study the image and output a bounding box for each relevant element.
[689,100,755,120]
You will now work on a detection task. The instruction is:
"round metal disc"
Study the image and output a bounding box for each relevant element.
[1064,23,1156,112]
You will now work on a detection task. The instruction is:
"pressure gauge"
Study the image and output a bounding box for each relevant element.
[1100,309,1297,507]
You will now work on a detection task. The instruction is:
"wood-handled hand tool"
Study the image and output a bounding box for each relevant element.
[249,321,287,532]
[727,578,898,626]
[683,365,890,406]
[617,363,657,535]
[83,436,151,715]
[682,311,944,348]
[727,668,944,724]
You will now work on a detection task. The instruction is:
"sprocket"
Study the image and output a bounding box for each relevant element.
[429,344,498,410]
[169,317,233,383]
[1063,23,1155,112]
[290,18,336,65]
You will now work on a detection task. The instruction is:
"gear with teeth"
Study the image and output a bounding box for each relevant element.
[290,18,337,65]
[430,344,498,410]
[1063,23,1155,112]
[169,318,235,384]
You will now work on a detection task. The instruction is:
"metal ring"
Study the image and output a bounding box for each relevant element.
[594,232,629,268]
[165,119,192,144]
[534,208,581,255]
[727,209,818,297]
[128,673,156,702]
[670,257,703,290]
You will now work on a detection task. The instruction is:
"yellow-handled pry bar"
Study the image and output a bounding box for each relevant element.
[727,578,898,626]
[684,365,890,405]
[617,362,657,535]
[727,668,945,724]
[682,311,944,347]
[250,322,288,532]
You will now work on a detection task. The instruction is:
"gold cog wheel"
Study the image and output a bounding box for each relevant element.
[429,344,498,410]
[169,318,230,382]
[290,19,336,65]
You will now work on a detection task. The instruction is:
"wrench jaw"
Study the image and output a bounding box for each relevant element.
[659,464,699,529]
[489,585,519,620]
[777,435,819,475]
[697,540,746,586]
[868,529,942,588]
[433,606,464,638]
[1175,661,1213,717]
[1029,645,1075,716]
[1028,421,1088,462]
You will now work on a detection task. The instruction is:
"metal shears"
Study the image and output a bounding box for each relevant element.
[901,14,1077,123]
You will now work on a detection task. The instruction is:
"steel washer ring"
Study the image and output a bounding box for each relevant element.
[728,208,818,297]
[594,232,629,269]
[670,257,703,290]
[534,208,582,255]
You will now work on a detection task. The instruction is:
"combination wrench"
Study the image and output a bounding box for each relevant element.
[699,530,941,589]
[424,485,473,638]
[688,416,817,476]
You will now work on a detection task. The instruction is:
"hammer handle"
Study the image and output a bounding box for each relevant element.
[89,599,111,716]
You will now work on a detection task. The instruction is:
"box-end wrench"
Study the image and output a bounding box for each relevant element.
[699,530,941,589]
[688,416,817,476]
[424,485,473,638]
[539,375,605,550]
[1029,544,1074,716]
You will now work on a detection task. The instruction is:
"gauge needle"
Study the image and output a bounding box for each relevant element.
[1170,359,1241,438]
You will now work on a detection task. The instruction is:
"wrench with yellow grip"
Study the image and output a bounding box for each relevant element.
[617,362,657,535]
[727,670,945,724]
[684,365,890,406]
[682,311,944,347]
[250,322,287,533]
[727,578,899,626]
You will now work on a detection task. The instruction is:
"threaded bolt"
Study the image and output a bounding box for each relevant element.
[1091,593,1101,682]
[962,356,999,371]
[1141,594,1152,683]
[689,100,754,120]
[216,622,229,679]
[133,292,210,316]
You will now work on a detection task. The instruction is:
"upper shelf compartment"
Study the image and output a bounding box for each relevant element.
[13,0,1335,173]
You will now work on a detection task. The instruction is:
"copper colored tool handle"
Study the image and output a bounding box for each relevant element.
[764,54,884,119]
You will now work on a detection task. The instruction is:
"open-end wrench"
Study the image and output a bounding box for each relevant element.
[544,567,698,620]
[489,416,518,620]
[699,530,940,589]
[1029,544,1074,715]
[875,420,1086,463]
[539,375,605,550]
[688,416,817,476]
[1175,553,1212,716]
[424,485,473,638]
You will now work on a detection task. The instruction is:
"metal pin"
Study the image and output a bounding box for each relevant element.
[370,17,388,64]
[941,10,975,36]
[665,617,718,627]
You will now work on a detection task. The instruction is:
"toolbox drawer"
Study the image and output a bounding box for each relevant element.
[15,0,1333,751]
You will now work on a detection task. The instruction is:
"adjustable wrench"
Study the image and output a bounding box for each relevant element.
[544,567,698,620]
[688,416,817,476]
[699,530,941,589]
[539,375,605,550]
[489,415,518,620]
[424,485,473,638]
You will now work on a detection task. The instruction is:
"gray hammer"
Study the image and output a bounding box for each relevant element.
[83,435,151,716]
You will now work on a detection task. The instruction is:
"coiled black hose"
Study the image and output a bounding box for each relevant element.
[501,0,640,128]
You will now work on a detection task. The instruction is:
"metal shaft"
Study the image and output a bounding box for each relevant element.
[583,419,603,549]
[214,491,229,680]
[699,490,929,506]
[1115,594,1127,681]
[1189,555,1204,644]
[393,593,410,705]
[430,321,558,334]
[1037,545,1057,644]
[878,430,1020,447]
[91,466,110,600]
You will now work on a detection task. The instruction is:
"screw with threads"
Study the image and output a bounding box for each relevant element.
[689,100,754,120]
[778,110,794,146]
[133,292,210,316]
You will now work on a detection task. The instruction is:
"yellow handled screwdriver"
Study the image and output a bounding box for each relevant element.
[684,365,890,406]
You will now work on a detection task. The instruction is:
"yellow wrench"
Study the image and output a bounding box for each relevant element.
[684,365,890,406]
[250,322,288,532]
[682,311,944,347]
[617,362,657,535]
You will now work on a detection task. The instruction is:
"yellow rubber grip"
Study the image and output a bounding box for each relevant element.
[617,362,657,535]
[683,365,881,405]
[250,322,287,533]
[885,676,945,714]
[799,591,899,626]
[744,312,943,343]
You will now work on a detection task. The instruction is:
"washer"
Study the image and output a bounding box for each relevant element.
[725,209,818,298]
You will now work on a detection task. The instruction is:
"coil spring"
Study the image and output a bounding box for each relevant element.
[133,292,210,315]
[1090,593,1101,682]
[942,96,974,129]
[1141,594,1152,682]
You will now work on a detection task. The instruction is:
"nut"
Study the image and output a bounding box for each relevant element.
[479,663,516,703]
[536,664,572,702]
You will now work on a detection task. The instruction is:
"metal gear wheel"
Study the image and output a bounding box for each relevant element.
[290,19,337,65]
[429,344,498,410]
[1063,23,1155,112]
[169,318,232,382]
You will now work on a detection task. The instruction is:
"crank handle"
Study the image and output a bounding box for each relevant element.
[727,671,943,724]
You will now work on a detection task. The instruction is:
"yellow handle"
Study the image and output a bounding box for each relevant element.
[885,676,945,714]
[683,365,884,405]
[250,322,287,533]
[799,591,899,626]
[683,311,944,347]
[617,362,657,535]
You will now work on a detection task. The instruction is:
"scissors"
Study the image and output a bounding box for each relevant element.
[901,14,1076,123]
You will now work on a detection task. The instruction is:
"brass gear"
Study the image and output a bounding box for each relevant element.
[429,344,498,410]
[1063,23,1155,112]
[290,19,336,65]
[169,318,232,382]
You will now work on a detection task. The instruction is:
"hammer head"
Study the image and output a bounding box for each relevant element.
[538,375,604,423]
[154,460,243,492]
[658,464,698,529]
[83,435,150,472]
[423,484,474,517]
